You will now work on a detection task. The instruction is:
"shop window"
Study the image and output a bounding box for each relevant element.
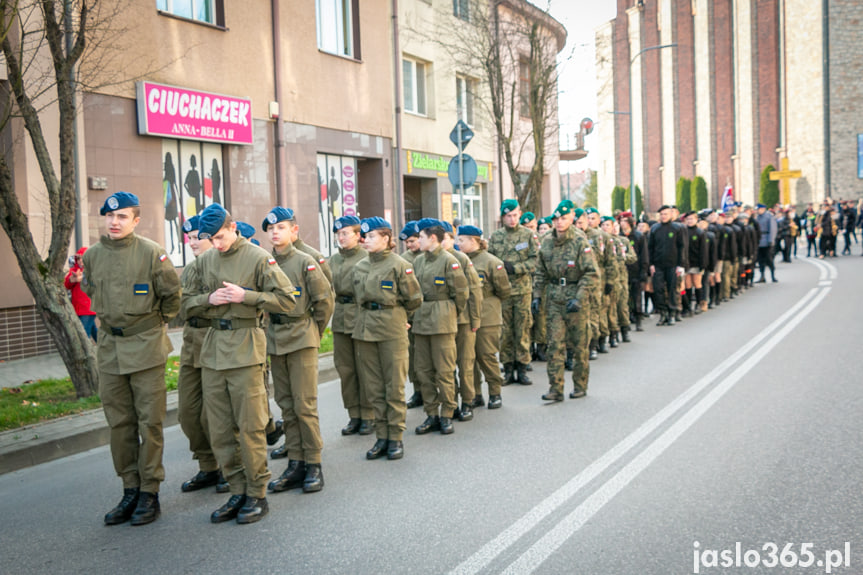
[317,0,361,59]
[317,154,359,257]
[453,0,469,21]
[456,75,475,127]
[162,139,225,267]
[452,184,483,230]
[403,57,428,116]
[156,0,224,27]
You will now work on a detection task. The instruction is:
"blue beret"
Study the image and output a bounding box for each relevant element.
[500,199,519,215]
[235,221,256,239]
[262,207,295,231]
[457,224,483,237]
[182,215,200,233]
[100,191,139,216]
[197,203,228,239]
[440,220,454,234]
[416,218,443,231]
[359,217,391,235]
[756,203,766,209]
[333,215,361,232]
[250,238,261,246]
[398,221,419,241]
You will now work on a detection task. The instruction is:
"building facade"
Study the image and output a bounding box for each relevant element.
[595,0,863,215]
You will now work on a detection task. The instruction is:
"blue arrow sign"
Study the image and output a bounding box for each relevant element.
[448,154,478,188]
[449,120,474,150]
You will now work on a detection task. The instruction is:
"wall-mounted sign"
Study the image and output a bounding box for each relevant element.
[136,81,253,145]
[406,150,491,181]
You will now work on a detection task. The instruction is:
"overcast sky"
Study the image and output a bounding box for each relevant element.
[532,0,617,172]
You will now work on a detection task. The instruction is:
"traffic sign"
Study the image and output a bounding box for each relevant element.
[449,120,474,149]
[448,154,477,188]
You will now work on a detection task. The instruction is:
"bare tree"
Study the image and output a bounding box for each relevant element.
[410,0,565,214]
[0,0,121,398]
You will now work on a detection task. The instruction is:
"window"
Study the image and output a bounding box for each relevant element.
[519,58,530,117]
[453,0,469,21]
[317,0,361,59]
[156,0,223,26]
[403,58,427,116]
[452,184,483,229]
[456,75,475,127]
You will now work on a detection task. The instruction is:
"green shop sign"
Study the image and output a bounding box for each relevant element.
[407,151,489,181]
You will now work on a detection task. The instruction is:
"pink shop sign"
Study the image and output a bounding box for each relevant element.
[136,81,253,145]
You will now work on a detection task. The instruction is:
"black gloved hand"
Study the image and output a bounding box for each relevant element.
[531,298,541,316]
[566,299,580,314]
[604,283,613,295]
[504,261,516,275]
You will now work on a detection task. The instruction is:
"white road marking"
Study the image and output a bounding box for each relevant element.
[449,284,824,575]
[501,285,832,574]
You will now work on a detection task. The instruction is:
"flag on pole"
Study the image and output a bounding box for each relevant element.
[720,185,734,212]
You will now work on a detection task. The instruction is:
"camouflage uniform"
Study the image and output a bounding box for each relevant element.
[615,235,638,333]
[488,224,538,367]
[534,226,597,395]
[583,227,618,342]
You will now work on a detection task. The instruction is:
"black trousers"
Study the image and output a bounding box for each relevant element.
[629,279,643,316]
[651,267,678,313]
[757,246,775,277]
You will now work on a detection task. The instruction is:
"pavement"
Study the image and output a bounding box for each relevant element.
[0,329,337,474]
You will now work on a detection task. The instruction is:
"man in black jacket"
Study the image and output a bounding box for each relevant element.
[684,211,708,315]
[648,205,686,326]
[620,213,648,332]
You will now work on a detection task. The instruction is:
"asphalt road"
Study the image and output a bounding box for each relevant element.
[2,253,860,575]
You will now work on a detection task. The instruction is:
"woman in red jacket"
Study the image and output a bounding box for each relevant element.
[64,246,97,341]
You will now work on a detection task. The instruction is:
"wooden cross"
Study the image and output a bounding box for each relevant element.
[769,157,802,205]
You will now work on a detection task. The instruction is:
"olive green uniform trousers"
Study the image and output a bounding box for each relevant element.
[473,325,504,397]
[455,323,477,405]
[100,364,167,493]
[271,347,323,464]
[177,362,218,473]
[355,337,409,441]
[414,333,458,418]
[334,331,373,420]
[202,364,271,499]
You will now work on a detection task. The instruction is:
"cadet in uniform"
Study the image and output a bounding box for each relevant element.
[458,225,511,409]
[533,200,597,401]
[328,216,373,436]
[262,207,334,495]
[182,204,296,524]
[412,218,468,435]
[531,216,552,362]
[441,220,483,421]
[599,216,622,347]
[610,219,637,344]
[648,205,686,326]
[537,216,552,236]
[488,200,537,385]
[520,211,538,232]
[619,214,649,333]
[352,217,422,460]
[684,211,708,315]
[584,207,618,356]
[177,215,221,493]
[398,221,424,410]
[83,192,181,526]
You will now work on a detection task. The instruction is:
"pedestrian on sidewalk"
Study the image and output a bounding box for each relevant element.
[82,191,181,526]
[756,204,778,283]
[64,247,97,341]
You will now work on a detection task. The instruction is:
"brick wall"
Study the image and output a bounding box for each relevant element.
[712,0,735,203]
[676,0,696,180]
[0,306,57,361]
[642,2,664,211]
[756,0,780,178]
[613,3,631,190]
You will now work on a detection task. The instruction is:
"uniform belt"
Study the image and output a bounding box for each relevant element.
[269,312,310,324]
[211,317,261,330]
[186,316,209,329]
[106,315,162,337]
[422,295,448,302]
[361,302,394,310]
[337,295,355,304]
[557,278,569,286]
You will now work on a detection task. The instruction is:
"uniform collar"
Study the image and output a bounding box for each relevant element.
[219,235,247,256]
[100,233,137,249]
[425,245,443,260]
[552,226,576,244]
[273,242,296,262]
[339,245,362,257]
[369,249,390,262]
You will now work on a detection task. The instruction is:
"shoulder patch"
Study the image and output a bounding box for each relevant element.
[405,268,413,274]
[159,254,167,262]
[467,261,473,266]
[268,258,277,265]
[318,257,325,264]
[584,247,592,253]
[452,262,460,269]
[496,264,504,270]
[307,264,317,271]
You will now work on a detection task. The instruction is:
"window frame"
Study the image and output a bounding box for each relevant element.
[453,0,470,21]
[316,0,362,60]
[519,57,530,118]
[156,0,224,28]
[455,74,475,128]
[403,57,428,117]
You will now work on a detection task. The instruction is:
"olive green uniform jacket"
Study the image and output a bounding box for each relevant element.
[294,238,333,286]
[411,246,468,335]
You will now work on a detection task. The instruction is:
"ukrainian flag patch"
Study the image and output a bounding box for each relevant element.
[292,286,302,297]
[434,277,445,286]
[381,280,394,290]
[133,283,149,295]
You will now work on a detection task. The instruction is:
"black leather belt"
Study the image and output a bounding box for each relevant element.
[212,317,260,330]
[105,315,161,337]
[186,316,209,328]
[269,313,310,324]
[361,302,394,310]
[337,295,355,304]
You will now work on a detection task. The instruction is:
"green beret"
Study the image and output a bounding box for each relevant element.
[574,208,586,219]
[585,207,599,215]
[552,200,574,218]
[539,216,552,226]
[519,212,536,224]
[500,199,519,215]
[601,215,614,223]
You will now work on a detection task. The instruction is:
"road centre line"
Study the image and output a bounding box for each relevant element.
[500,285,832,574]
[450,282,823,575]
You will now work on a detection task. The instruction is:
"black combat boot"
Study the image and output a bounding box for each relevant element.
[597,337,609,354]
[516,362,532,385]
[609,332,618,348]
[656,311,667,327]
[487,394,502,409]
[358,419,375,435]
[621,327,631,342]
[181,470,220,493]
[104,487,139,525]
[589,339,598,360]
[635,315,644,332]
[415,415,441,435]
[470,395,485,408]
[406,391,423,409]
[387,440,404,460]
[535,344,548,362]
[366,438,388,460]
[341,418,361,435]
[211,494,246,523]
[130,492,160,526]
[268,460,306,492]
[439,417,455,434]
[458,403,474,422]
[236,497,268,524]
[303,463,324,493]
[266,420,284,445]
[502,363,515,385]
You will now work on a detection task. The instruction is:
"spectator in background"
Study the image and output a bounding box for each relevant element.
[841,201,857,255]
[775,208,792,263]
[755,204,778,282]
[64,246,97,341]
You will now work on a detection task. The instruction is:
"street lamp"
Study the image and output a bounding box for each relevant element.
[629,42,676,216]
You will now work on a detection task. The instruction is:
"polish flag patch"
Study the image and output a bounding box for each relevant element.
[496,265,504,270]
[452,263,460,269]
[405,268,414,274]
[318,257,325,264]
[584,247,592,253]
[159,254,167,262]
[307,264,316,271]
[268,258,277,265]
